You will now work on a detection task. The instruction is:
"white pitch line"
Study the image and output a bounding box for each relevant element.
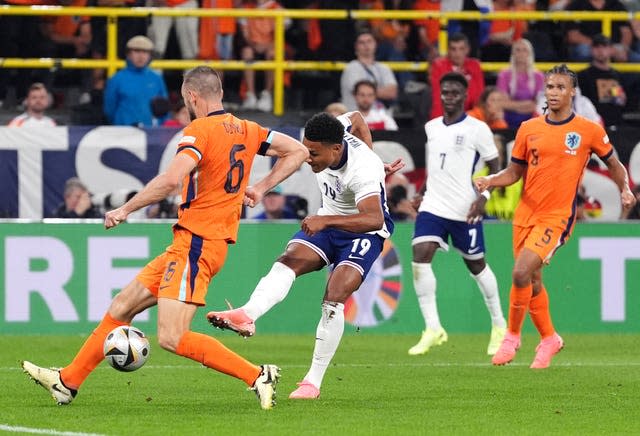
[0,424,106,436]
[4,361,640,372]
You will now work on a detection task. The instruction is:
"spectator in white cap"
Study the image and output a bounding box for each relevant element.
[103,35,168,127]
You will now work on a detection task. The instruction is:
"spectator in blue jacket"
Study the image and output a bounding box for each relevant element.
[103,35,168,127]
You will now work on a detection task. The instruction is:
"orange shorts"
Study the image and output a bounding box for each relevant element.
[137,227,228,306]
[513,222,570,264]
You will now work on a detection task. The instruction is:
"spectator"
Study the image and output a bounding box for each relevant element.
[467,86,509,131]
[429,32,484,119]
[409,0,440,62]
[103,36,168,127]
[481,0,527,61]
[565,0,632,62]
[577,34,627,128]
[253,186,299,220]
[199,0,237,60]
[496,38,544,129]
[86,0,148,105]
[8,83,57,127]
[0,0,51,109]
[340,30,398,111]
[239,0,291,112]
[576,184,603,220]
[42,1,92,105]
[620,184,640,219]
[442,0,492,58]
[148,0,199,60]
[52,177,102,219]
[385,172,416,221]
[353,80,398,131]
[365,0,413,89]
[162,100,191,127]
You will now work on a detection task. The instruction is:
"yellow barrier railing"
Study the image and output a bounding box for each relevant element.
[1,7,638,115]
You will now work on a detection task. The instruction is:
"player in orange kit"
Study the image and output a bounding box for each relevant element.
[22,66,309,409]
[475,64,636,369]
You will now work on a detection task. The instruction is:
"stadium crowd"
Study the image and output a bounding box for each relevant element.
[1,0,640,219]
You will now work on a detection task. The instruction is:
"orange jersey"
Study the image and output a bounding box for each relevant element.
[176,110,271,242]
[511,113,613,228]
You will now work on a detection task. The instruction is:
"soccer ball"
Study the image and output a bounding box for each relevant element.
[103,326,150,372]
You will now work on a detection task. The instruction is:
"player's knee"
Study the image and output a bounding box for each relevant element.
[157,328,181,353]
[512,267,532,288]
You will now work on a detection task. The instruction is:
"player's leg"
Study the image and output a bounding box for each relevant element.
[163,234,280,409]
[453,219,506,355]
[409,212,450,355]
[464,257,507,355]
[22,277,157,404]
[207,233,327,336]
[527,235,565,368]
[290,232,383,399]
[289,265,360,399]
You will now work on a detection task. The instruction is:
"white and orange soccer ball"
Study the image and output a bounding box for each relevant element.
[103,326,150,372]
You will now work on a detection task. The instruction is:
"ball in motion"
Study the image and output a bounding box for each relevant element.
[103,326,150,372]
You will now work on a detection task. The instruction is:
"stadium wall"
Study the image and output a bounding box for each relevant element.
[2,126,640,220]
[1,222,638,335]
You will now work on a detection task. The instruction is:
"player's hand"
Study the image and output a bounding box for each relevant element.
[466,197,487,224]
[384,158,405,176]
[621,188,637,210]
[243,185,263,208]
[104,207,128,229]
[474,176,492,193]
[301,215,326,236]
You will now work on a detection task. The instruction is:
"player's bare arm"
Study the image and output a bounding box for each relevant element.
[345,111,373,148]
[244,131,308,207]
[467,157,500,223]
[604,154,637,209]
[345,111,405,175]
[474,161,524,193]
[104,153,196,229]
[301,194,384,236]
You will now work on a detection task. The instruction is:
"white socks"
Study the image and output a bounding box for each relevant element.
[303,301,345,389]
[242,262,296,321]
[412,262,442,331]
[472,265,506,328]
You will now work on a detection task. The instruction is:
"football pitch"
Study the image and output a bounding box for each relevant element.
[2,333,638,435]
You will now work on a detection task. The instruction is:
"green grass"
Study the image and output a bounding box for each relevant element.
[2,333,639,435]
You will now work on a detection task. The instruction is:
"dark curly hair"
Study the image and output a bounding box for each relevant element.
[304,112,344,145]
[545,64,578,88]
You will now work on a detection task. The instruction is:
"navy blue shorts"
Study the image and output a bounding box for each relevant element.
[412,211,486,259]
[289,228,385,278]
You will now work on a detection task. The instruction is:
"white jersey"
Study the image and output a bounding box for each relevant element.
[420,114,498,221]
[315,114,392,239]
[8,113,56,128]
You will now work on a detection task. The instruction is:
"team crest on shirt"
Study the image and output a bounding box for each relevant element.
[335,178,343,194]
[455,135,464,146]
[564,132,581,155]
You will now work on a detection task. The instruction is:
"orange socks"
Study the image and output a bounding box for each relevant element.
[508,284,532,335]
[61,313,127,390]
[529,287,555,339]
[176,331,261,386]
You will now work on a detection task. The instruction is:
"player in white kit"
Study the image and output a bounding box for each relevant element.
[208,112,394,399]
[409,72,507,356]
